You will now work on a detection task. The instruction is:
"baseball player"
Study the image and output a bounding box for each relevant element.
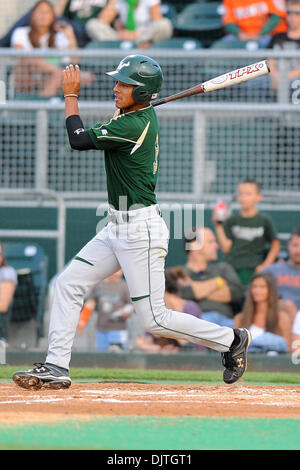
[13,55,251,390]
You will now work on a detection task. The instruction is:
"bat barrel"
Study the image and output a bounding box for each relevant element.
[151,60,270,107]
[202,59,270,93]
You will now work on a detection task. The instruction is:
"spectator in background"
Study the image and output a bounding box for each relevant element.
[164,269,202,322]
[85,0,173,48]
[0,0,108,48]
[54,0,108,46]
[177,227,244,328]
[213,179,281,288]
[264,227,300,337]
[136,269,204,353]
[221,0,287,47]
[10,1,94,98]
[77,269,134,352]
[234,272,291,353]
[268,0,300,91]
[0,242,18,342]
[291,310,300,354]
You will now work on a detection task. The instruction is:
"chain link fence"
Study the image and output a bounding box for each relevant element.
[1,49,300,203]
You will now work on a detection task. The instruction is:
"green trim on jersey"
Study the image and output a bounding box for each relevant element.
[131,294,150,302]
[88,106,160,210]
[74,256,94,266]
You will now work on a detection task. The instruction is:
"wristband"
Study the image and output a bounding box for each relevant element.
[123,304,134,315]
[216,276,224,289]
[78,305,93,327]
[64,94,78,98]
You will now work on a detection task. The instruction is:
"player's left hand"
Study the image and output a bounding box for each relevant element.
[63,63,81,96]
[255,263,266,272]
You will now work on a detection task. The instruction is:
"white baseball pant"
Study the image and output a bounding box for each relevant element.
[46,204,234,369]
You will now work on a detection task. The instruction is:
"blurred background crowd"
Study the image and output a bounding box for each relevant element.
[1,0,300,359]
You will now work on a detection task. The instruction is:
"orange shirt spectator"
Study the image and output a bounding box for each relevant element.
[222,0,287,40]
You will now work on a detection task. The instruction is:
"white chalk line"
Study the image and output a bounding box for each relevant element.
[1,385,300,407]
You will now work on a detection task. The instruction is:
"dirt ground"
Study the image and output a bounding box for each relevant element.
[1,382,300,424]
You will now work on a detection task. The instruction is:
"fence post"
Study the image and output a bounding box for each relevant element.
[35,109,49,190]
[193,111,205,202]
[0,80,5,103]
[278,57,289,104]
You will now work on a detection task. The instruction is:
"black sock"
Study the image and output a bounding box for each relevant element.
[230,330,240,349]
[45,362,69,375]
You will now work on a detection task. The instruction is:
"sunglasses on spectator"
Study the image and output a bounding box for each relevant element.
[287,10,300,15]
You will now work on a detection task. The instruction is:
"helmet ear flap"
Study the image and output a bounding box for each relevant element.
[132,86,152,104]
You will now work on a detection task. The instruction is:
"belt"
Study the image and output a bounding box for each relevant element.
[108,204,161,224]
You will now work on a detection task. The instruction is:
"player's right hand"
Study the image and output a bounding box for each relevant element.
[63,64,81,96]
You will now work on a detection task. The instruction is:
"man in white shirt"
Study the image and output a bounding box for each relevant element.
[85,0,173,47]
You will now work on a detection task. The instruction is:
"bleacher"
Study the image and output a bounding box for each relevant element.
[1,1,300,351]
[2,242,48,346]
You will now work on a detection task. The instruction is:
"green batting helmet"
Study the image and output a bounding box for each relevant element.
[106,55,163,104]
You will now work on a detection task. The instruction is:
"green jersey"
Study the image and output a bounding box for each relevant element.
[63,0,107,25]
[88,105,160,210]
[223,212,277,270]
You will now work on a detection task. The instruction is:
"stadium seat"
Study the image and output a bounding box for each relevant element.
[0,306,12,342]
[3,242,48,342]
[151,38,203,50]
[163,0,195,13]
[175,2,223,31]
[174,2,225,46]
[211,38,260,50]
[10,269,38,323]
[161,3,178,25]
[85,40,137,50]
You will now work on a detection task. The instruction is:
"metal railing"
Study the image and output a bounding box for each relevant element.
[0,189,66,272]
[1,100,300,204]
[0,47,298,104]
[1,48,300,206]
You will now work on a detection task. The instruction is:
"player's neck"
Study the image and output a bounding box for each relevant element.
[35,26,50,36]
[186,257,207,272]
[288,30,300,40]
[240,207,258,218]
[288,258,300,269]
[252,306,268,328]
[121,102,150,114]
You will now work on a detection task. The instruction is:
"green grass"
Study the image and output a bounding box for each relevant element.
[1,365,300,384]
[1,417,300,450]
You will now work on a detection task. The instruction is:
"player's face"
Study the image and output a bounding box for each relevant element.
[288,235,300,266]
[287,4,300,31]
[0,243,4,267]
[113,81,137,112]
[250,277,269,303]
[202,229,218,261]
[237,183,262,210]
[31,2,55,28]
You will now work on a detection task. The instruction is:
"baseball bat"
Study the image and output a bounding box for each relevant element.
[151,60,270,107]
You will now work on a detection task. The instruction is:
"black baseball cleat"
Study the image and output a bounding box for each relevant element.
[12,363,71,390]
[222,328,251,384]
